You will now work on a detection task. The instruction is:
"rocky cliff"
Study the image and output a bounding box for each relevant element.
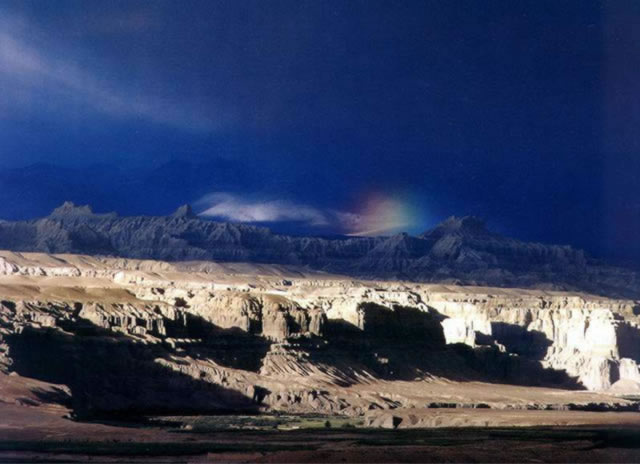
[0,203,638,298]
[1,251,639,422]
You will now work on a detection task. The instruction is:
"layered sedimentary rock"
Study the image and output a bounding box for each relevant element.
[0,203,638,298]
[421,292,640,391]
[1,251,640,424]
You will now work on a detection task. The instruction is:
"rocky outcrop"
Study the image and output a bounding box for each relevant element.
[419,291,640,391]
[1,251,640,421]
[0,203,639,298]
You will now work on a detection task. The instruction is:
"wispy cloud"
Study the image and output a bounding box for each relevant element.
[0,14,222,132]
[196,192,418,236]
[197,193,329,226]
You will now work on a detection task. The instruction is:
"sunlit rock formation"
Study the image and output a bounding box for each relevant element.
[1,251,640,424]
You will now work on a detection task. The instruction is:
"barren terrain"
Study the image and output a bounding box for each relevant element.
[2,251,640,461]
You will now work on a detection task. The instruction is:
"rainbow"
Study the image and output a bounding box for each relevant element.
[344,192,427,237]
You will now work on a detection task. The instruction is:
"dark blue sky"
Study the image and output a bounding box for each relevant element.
[0,1,639,264]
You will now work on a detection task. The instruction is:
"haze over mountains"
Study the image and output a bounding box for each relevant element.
[0,201,637,298]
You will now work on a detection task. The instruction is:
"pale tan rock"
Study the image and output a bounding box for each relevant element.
[1,249,640,423]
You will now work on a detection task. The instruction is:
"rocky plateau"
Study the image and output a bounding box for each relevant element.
[2,250,640,431]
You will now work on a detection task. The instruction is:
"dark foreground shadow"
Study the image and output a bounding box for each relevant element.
[5,317,259,419]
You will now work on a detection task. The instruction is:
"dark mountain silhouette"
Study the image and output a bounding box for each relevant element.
[0,203,638,297]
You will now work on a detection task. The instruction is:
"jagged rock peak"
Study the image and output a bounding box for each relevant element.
[424,216,490,237]
[374,233,412,248]
[49,201,94,217]
[369,232,429,257]
[172,204,197,219]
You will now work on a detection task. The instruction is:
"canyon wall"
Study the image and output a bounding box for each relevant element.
[1,251,640,421]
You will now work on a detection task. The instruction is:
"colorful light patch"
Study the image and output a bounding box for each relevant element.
[341,192,426,236]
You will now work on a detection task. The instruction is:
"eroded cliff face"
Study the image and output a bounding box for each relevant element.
[0,296,333,416]
[1,251,639,422]
[296,283,640,392]
[417,292,640,391]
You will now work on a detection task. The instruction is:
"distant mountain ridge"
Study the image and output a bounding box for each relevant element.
[0,202,637,298]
